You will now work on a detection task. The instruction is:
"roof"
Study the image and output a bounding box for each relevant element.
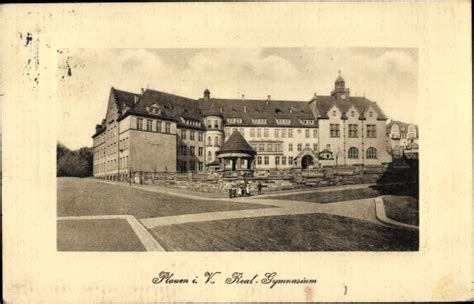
[312,95,387,120]
[218,130,256,155]
[198,97,316,127]
[206,159,220,167]
[94,85,391,137]
[203,99,223,117]
[335,74,345,83]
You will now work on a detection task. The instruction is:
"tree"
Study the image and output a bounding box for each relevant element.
[57,143,93,177]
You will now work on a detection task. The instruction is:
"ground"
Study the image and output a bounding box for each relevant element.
[57,177,419,251]
[382,195,419,226]
[58,177,266,218]
[150,213,418,251]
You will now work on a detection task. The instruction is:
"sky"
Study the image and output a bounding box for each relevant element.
[58,48,418,150]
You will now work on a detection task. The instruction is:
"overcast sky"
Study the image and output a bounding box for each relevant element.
[58,48,418,150]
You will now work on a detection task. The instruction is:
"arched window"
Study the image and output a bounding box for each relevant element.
[348,147,359,159]
[207,151,212,160]
[366,147,377,159]
[214,136,219,147]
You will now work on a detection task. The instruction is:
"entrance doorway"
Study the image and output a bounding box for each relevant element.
[301,155,314,169]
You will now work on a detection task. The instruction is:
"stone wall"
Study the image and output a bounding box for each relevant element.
[129,165,392,195]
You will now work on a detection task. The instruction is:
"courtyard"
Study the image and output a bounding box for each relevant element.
[57,177,419,251]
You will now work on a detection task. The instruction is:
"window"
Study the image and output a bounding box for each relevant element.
[348,147,359,159]
[198,132,203,142]
[267,143,273,152]
[207,151,212,160]
[313,143,318,151]
[330,124,340,137]
[258,143,265,151]
[333,110,336,117]
[207,136,212,146]
[227,118,243,124]
[348,124,358,138]
[300,119,314,125]
[288,143,293,151]
[257,128,262,137]
[181,146,187,155]
[257,156,262,165]
[275,143,282,152]
[190,161,196,171]
[190,146,195,156]
[297,144,302,152]
[366,147,377,159]
[282,156,286,165]
[305,143,310,149]
[264,129,269,138]
[207,119,212,129]
[181,129,187,139]
[288,157,293,165]
[281,129,286,138]
[313,129,317,138]
[275,129,280,138]
[198,162,203,171]
[250,129,255,137]
[137,118,143,130]
[275,156,280,166]
[264,156,269,165]
[351,111,355,117]
[190,131,195,141]
[146,119,152,131]
[214,136,219,147]
[198,147,203,157]
[288,129,293,138]
[276,118,291,125]
[305,129,310,138]
[369,111,373,118]
[165,122,171,133]
[214,120,219,128]
[367,124,377,138]
[156,121,162,132]
[252,118,267,125]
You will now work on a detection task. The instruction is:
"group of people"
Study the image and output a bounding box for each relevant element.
[228,182,263,198]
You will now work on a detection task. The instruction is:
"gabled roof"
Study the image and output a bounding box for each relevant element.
[111,87,140,115]
[130,89,205,129]
[312,95,387,120]
[218,130,256,155]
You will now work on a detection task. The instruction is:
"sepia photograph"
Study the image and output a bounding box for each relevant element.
[57,48,419,252]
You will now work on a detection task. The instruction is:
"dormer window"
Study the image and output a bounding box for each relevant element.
[276,118,291,125]
[252,118,267,125]
[299,119,314,125]
[351,111,355,117]
[227,118,243,124]
[275,108,282,113]
[369,111,373,117]
[333,111,336,116]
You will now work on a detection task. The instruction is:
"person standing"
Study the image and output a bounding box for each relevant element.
[257,182,263,195]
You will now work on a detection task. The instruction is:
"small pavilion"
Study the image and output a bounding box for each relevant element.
[217,130,256,171]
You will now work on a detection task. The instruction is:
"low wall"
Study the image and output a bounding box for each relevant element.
[124,165,393,194]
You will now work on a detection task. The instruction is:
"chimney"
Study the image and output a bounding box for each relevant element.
[134,95,139,104]
[141,88,145,94]
[241,94,245,100]
[101,119,106,125]
[95,124,102,132]
[267,95,271,100]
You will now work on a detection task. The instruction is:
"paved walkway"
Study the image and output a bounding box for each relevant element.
[97,179,387,229]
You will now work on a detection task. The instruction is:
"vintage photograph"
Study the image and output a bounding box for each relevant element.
[57,48,419,252]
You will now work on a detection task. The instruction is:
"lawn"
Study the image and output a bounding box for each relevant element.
[273,187,382,204]
[57,219,145,251]
[383,195,419,226]
[57,177,268,219]
[150,213,419,251]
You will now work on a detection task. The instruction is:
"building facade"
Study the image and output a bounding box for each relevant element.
[92,75,392,180]
[386,120,419,157]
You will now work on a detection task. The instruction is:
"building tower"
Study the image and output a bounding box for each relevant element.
[202,89,224,167]
[331,71,351,100]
